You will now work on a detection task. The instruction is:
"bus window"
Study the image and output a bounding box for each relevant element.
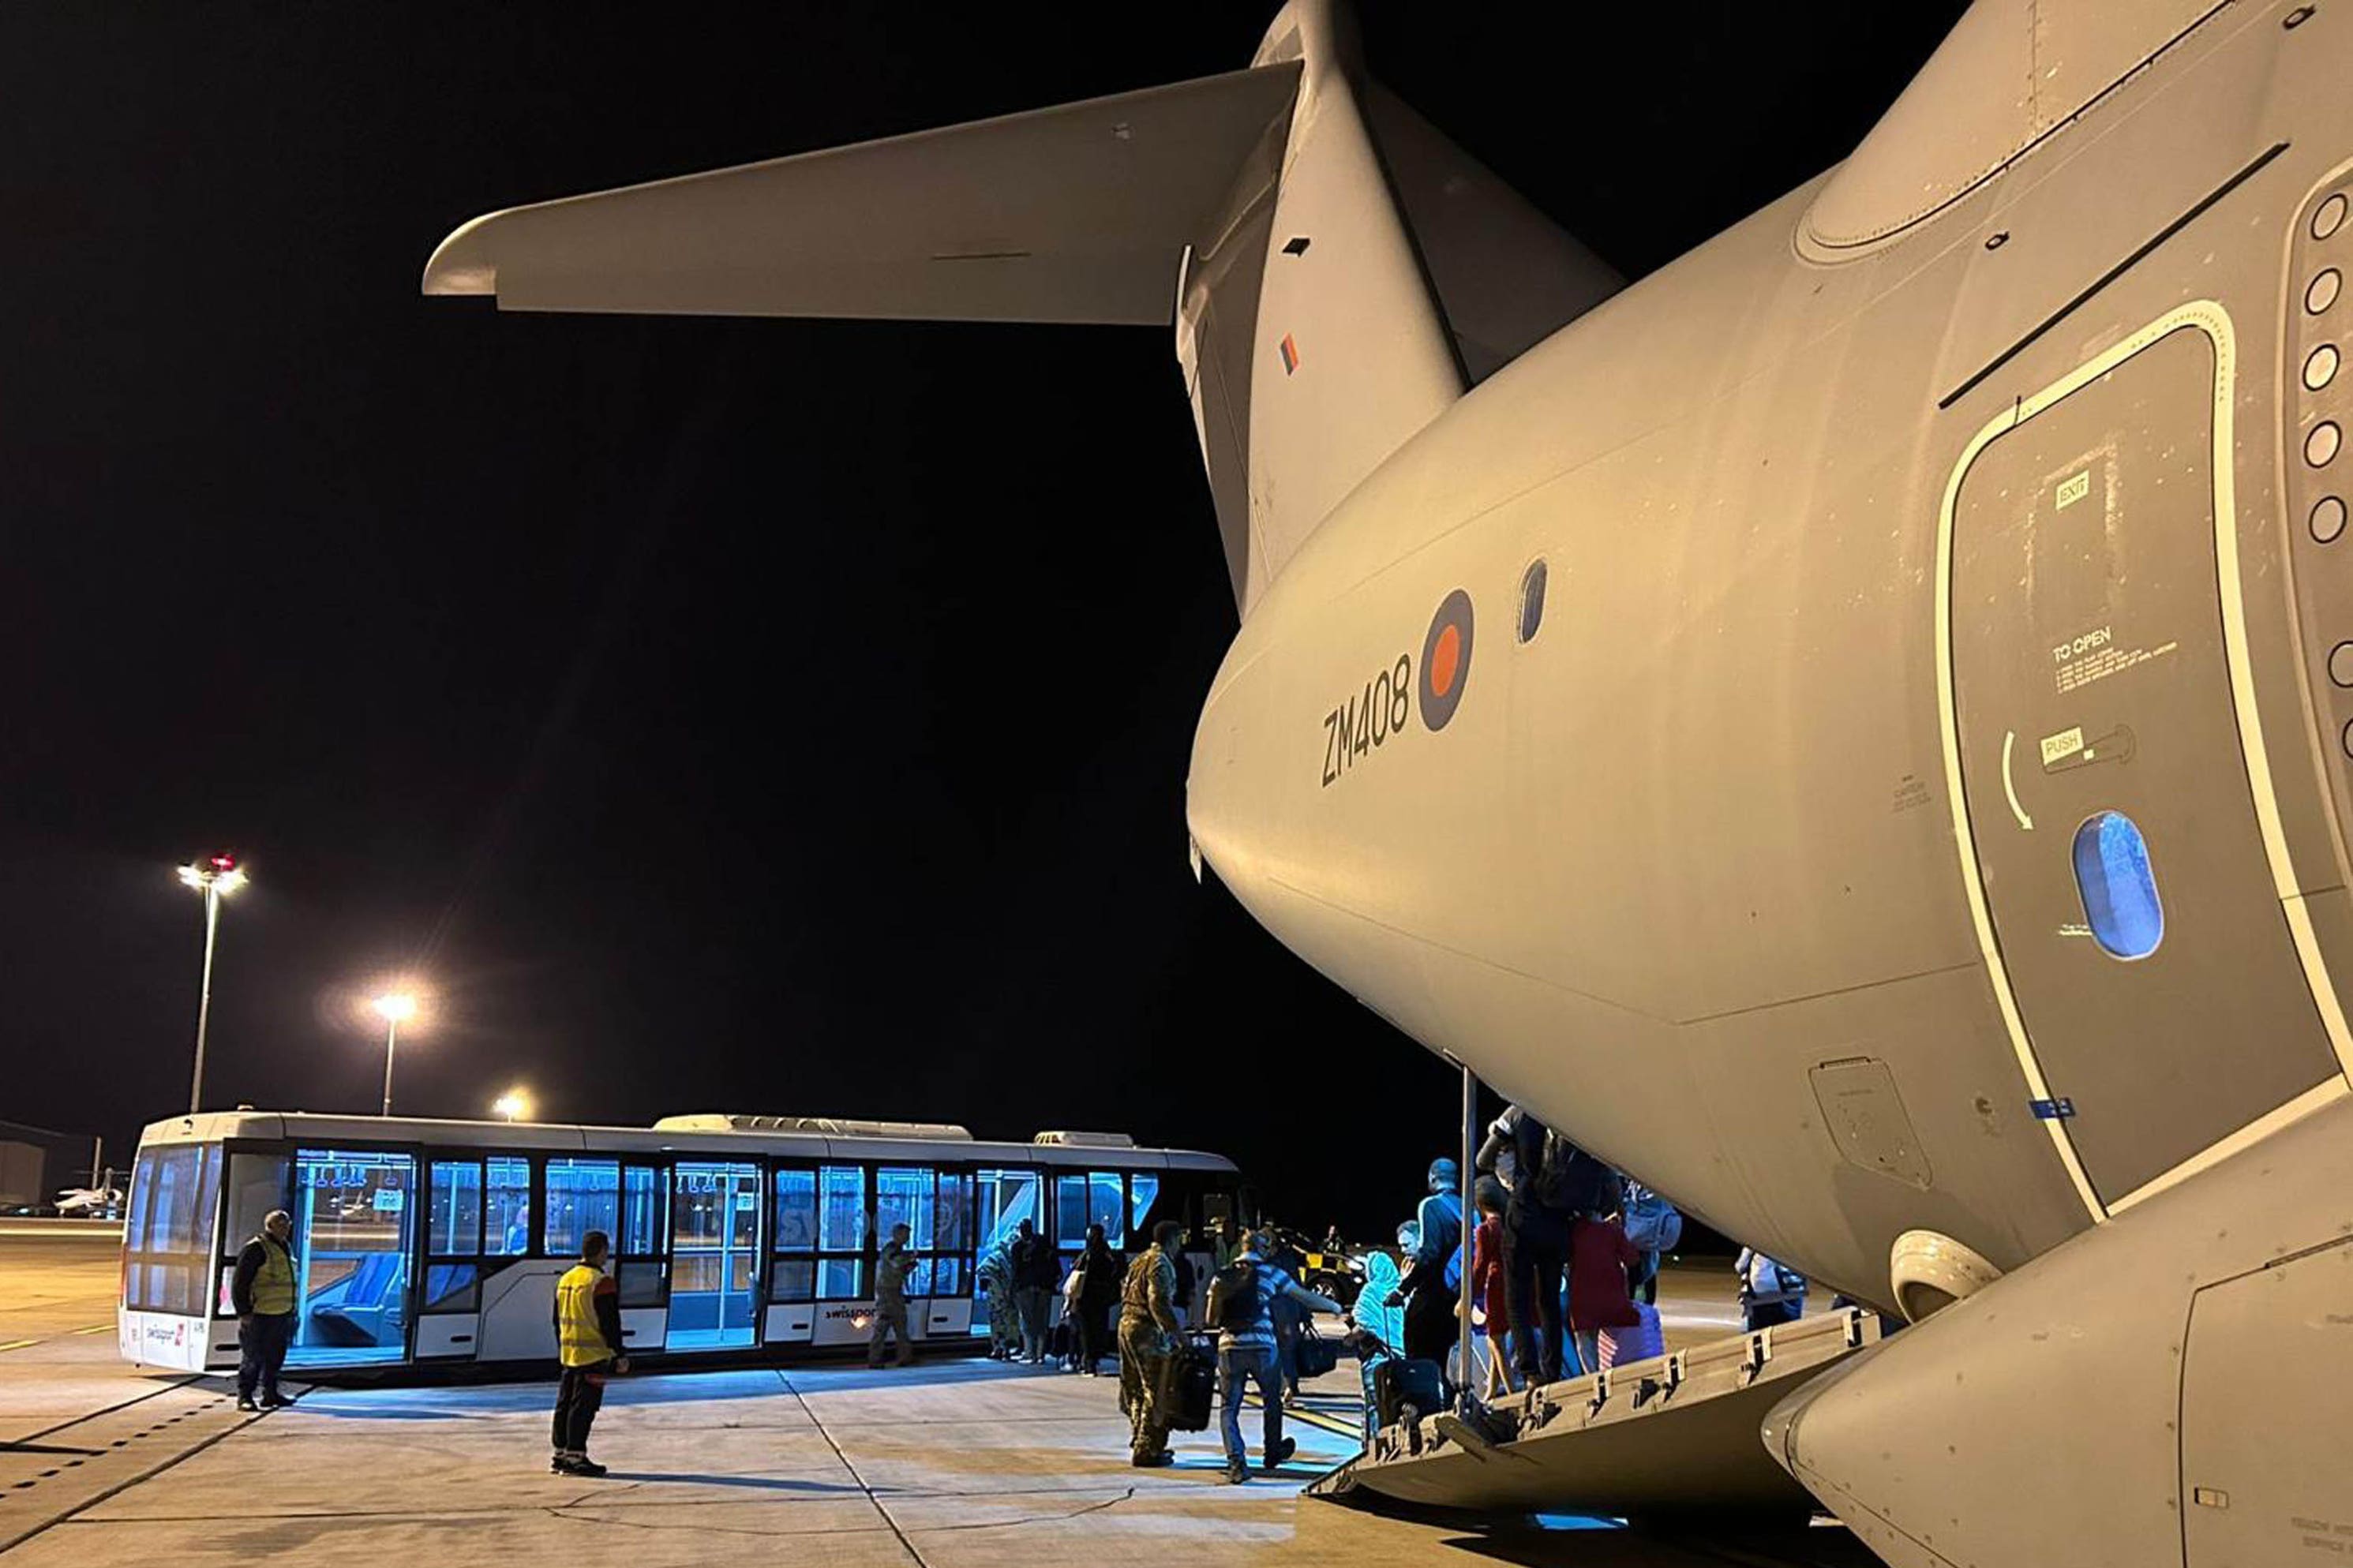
[817,1166,866,1300]
[1053,1174,1090,1252]
[976,1168,1040,1254]
[773,1167,817,1304]
[1088,1173,1122,1238]
[876,1167,935,1250]
[543,1158,620,1256]
[1126,1173,1160,1245]
[428,1162,482,1256]
[485,1155,531,1256]
[930,1170,972,1297]
[125,1145,219,1316]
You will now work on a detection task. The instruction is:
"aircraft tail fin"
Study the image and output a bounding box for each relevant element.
[422,2,1617,613]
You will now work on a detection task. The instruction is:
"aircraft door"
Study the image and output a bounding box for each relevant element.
[1948,320,2340,1206]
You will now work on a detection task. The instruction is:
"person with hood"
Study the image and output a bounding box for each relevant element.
[976,1241,1018,1360]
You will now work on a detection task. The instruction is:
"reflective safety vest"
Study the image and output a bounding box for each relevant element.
[556,1263,612,1368]
[250,1236,294,1316]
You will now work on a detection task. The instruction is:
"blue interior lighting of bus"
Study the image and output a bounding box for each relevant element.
[2073,810,2164,960]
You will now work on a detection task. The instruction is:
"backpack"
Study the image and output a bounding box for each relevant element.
[1531,1132,1607,1214]
[1622,1186,1684,1252]
[1206,1259,1266,1333]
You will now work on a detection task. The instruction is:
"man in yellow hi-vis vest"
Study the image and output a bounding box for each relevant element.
[230,1208,297,1412]
[551,1229,628,1476]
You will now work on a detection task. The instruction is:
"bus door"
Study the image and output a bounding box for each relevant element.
[285,1146,417,1368]
[875,1163,972,1339]
[766,1162,820,1345]
[669,1159,760,1350]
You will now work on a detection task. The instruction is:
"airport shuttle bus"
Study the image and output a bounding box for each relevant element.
[117,1110,1246,1375]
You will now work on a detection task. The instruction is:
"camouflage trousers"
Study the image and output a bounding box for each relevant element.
[1117,1314,1175,1458]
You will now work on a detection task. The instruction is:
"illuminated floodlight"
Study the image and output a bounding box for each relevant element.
[368,989,427,1115]
[493,1089,531,1123]
[179,851,249,1113]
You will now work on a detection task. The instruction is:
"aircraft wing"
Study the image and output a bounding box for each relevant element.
[422,61,1302,325]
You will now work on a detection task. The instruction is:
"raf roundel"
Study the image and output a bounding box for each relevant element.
[1418,588,1474,732]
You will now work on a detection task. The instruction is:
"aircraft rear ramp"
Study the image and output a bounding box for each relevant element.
[1309,1308,1883,1517]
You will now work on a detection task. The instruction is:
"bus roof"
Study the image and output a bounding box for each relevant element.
[133,1110,1239,1173]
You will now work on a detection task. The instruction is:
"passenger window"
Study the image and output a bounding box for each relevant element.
[2074,810,2164,960]
[1053,1174,1090,1250]
[774,1168,817,1252]
[543,1158,620,1256]
[429,1162,482,1256]
[1518,559,1547,643]
[1126,1174,1161,1244]
[975,1168,1039,1254]
[817,1166,867,1300]
[485,1156,531,1256]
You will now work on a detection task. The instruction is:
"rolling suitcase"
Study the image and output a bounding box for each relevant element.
[1370,1354,1445,1430]
[1160,1331,1217,1432]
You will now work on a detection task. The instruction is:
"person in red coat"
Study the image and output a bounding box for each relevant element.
[1468,1178,1516,1398]
[1566,1212,1640,1378]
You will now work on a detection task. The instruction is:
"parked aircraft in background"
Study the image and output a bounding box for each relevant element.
[424,1,2353,1560]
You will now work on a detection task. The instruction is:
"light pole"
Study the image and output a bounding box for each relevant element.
[493,1089,530,1124]
[178,853,248,1114]
[373,993,417,1117]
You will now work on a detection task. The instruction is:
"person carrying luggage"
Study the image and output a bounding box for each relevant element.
[1073,1224,1122,1375]
[1209,1228,1341,1484]
[1117,1219,1186,1467]
[1385,1157,1464,1369]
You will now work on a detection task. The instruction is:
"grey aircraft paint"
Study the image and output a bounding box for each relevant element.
[425,0,2353,1560]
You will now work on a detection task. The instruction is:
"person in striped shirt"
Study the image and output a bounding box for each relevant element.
[1208,1229,1339,1484]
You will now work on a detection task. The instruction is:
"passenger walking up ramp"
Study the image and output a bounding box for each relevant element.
[1308,1309,1883,1517]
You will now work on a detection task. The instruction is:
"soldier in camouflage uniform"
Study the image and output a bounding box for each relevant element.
[1118,1218,1186,1467]
[977,1241,1018,1360]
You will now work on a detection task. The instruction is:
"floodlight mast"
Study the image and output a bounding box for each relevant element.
[178,853,247,1114]
[373,993,418,1116]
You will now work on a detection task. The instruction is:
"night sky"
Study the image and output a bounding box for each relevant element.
[4,6,1963,1234]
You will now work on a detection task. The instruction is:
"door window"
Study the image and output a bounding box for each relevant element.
[2074,811,2164,960]
[287,1148,414,1367]
[772,1166,818,1303]
[817,1165,867,1300]
[669,1162,759,1348]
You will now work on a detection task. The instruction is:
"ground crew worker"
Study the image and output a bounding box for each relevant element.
[1118,1218,1186,1467]
[550,1229,628,1476]
[230,1207,297,1412]
[870,1222,918,1368]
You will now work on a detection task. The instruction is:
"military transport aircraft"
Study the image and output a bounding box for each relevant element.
[424,2,2353,1562]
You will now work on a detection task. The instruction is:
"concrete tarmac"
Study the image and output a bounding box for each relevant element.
[1,1226,1870,1566]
